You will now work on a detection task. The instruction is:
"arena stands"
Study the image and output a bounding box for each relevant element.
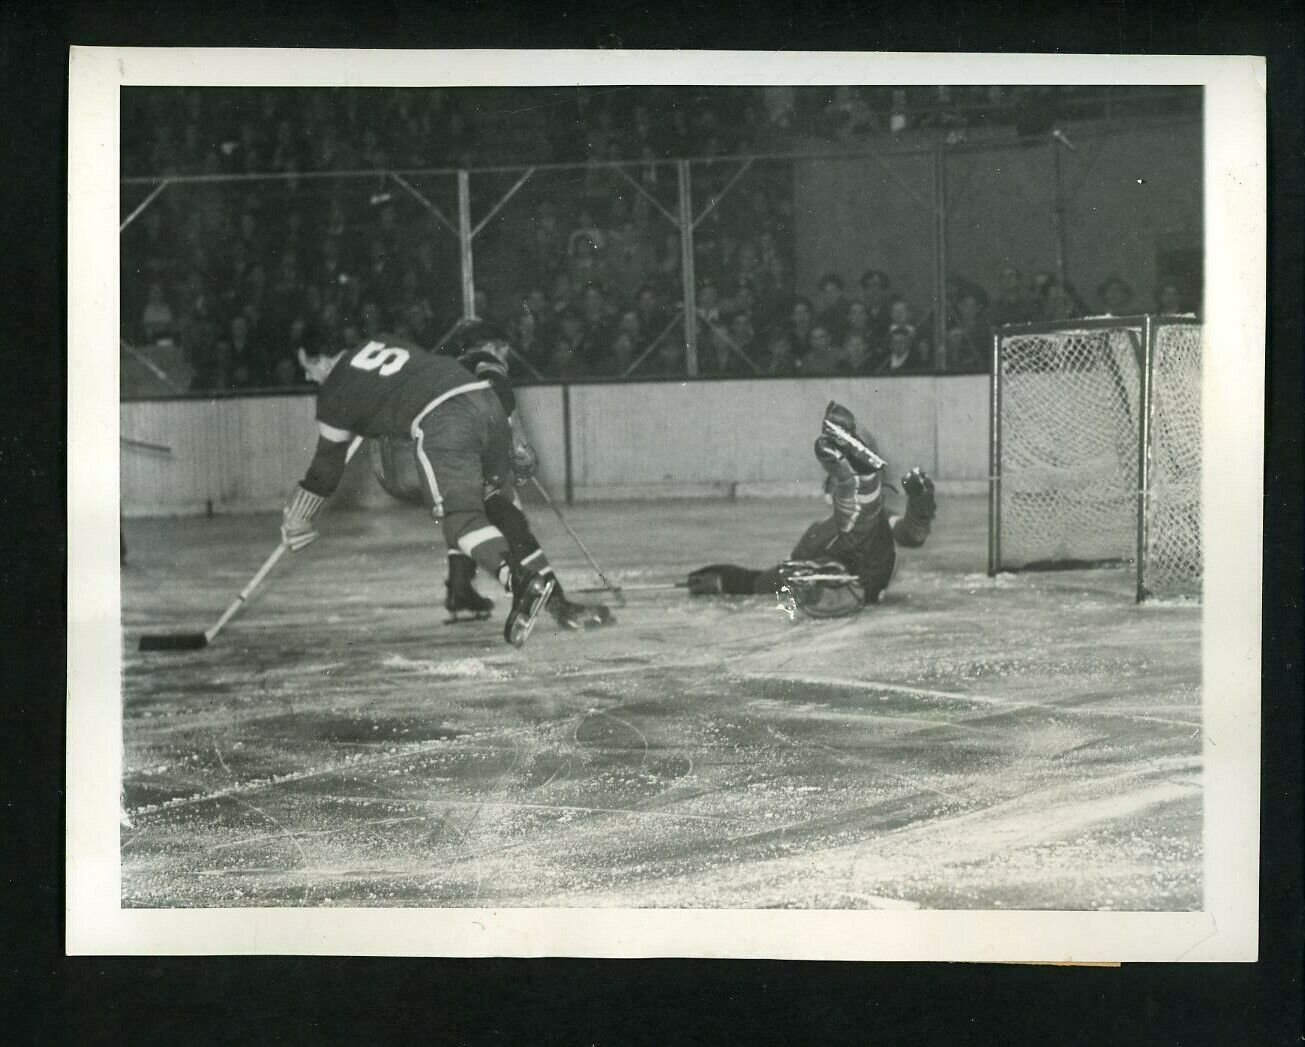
[119,86,1201,393]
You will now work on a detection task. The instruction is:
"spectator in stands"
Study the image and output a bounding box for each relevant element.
[1156,279,1185,314]
[601,331,639,377]
[523,287,549,321]
[641,338,687,379]
[1096,274,1136,315]
[842,332,871,374]
[655,231,682,287]
[816,273,849,341]
[634,284,666,348]
[704,310,761,375]
[1039,279,1082,321]
[141,282,175,343]
[580,282,615,362]
[607,217,656,302]
[799,323,844,376]
[696,277,724,332]
[947,291,989,371]
[549,271,576,318]
[360,300,383,339]
[732,242,765,300]
[757,230,791,298]
[989,266,1037,328]
[615,308,642,349]
[510,307,544,366]
[194,337,234,392]
[545,308,588,378]
[763,329,797,377]
[228,314,260,385]
[883,324,924,375]
[732,281,772,337]
[842,300,873,363]
[858,269,893,353]
[789,296,814,358]
[888,296,917,338]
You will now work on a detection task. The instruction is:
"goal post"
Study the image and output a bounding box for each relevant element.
[988,315,1202,601]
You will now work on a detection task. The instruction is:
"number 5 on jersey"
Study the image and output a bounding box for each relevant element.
[350,341,410,377]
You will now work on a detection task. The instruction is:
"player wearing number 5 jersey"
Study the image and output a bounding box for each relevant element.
[283,333,557,646]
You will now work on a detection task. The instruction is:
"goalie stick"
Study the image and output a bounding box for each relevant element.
[138,542,287,651]
[572,571,858,595]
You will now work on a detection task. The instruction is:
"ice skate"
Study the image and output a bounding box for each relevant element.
[444,551,494,624]
[504,571,556,647]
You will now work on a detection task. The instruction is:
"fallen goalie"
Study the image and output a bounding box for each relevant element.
[687,401,936,618]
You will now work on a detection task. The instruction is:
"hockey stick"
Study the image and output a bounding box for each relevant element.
[528,476,625,606]
[573,581,685,594]
[138,542,287,651]
[571,572,859,595]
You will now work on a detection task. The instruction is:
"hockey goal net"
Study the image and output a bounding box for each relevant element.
[988,316,1202,600]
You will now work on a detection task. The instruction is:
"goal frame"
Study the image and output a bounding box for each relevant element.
[987,314,1202,602]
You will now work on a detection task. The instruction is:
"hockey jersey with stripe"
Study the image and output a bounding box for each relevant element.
[316,334,484,440]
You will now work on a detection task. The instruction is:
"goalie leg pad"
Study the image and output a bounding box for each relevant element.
[789,577,867,618]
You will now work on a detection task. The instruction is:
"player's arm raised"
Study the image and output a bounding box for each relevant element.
[281,422,355,551]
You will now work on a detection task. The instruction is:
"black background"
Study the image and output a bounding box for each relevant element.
[2,1,1301,1043]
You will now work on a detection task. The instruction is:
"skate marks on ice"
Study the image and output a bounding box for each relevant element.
[121,496,1201,909]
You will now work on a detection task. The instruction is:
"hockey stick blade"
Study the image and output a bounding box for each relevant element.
[138,633,208,651]
[139,543,288,653]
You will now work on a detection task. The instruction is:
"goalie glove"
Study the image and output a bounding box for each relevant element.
[281,485,325,551]
[509,441,539,484]
[901,468,936,523]
[892,468,935,548]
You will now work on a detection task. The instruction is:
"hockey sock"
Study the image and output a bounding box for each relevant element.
[484,491,554,582]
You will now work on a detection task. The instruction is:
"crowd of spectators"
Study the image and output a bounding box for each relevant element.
[119,86,1200,392]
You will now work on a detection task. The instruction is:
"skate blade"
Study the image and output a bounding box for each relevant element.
[508,578,557,647]
[444,611,492,625]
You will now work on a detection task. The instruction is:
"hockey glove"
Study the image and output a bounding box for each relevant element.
[509,441,539,484]
[281,484,326,551]
[901,468,936,523]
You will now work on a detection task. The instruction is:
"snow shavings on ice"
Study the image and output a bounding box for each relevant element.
[957,572,1021,589]
[381,654,508,680]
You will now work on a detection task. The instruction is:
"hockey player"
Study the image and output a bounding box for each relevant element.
[442,321,613,631]
[281,332,559,647]
[686,401,936,618]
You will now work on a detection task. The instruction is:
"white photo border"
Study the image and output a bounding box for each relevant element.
[68,48,1266,960]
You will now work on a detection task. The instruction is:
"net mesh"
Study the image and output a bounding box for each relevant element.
[1142,321,1203,596]
[997,327,1143,568]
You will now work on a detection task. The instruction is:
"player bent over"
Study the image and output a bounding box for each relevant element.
[687,401,936,618]
[436,321,612,630]
[282,332,558,647]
